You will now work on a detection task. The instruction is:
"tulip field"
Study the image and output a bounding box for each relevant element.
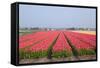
[19,30,96,63]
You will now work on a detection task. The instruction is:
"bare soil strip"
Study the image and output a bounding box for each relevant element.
[19,55,96,64]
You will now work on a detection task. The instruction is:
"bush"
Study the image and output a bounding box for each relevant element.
[52,50,72,58]
[79,49,96,56]
[19,50,47,59]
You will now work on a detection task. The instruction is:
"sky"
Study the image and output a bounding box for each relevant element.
[19,4,96,28]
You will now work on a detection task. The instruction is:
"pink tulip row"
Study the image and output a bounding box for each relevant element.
[19,31,49,42]
[28,31,60,52]
[53,32,72,52]
[19,31,54,48]
[64,31,95,50]
[69,31,96,48]
[19,31,96,54]
[74,32,96,41]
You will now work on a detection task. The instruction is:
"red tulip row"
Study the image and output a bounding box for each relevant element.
[19,31,46,42]
[19,31,96,59]
[19,31,54,48]
[28,31,60,52]
[65,31,96,50]
[64,31,95,50]
[53,32,72,52]
[68,31,96,48]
